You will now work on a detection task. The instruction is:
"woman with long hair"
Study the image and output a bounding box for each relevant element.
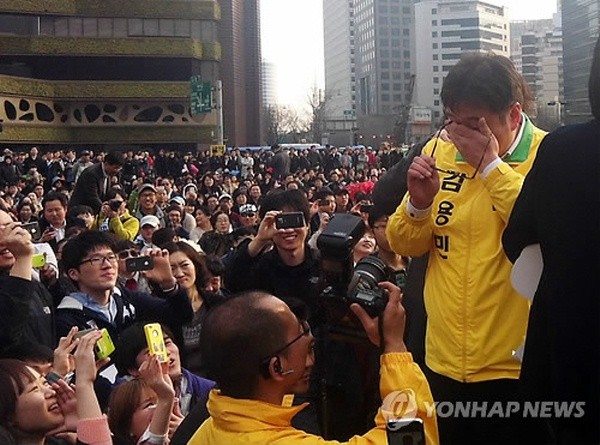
[163,241,224,375]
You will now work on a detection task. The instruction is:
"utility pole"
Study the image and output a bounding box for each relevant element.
[215,80,224,145]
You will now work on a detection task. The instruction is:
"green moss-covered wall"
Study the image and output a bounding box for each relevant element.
[0,76,191,99]
[0,36,220,60]
[0,0,221,20]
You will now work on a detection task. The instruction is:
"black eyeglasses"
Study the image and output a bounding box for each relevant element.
[117,249,139,259]
[79,254,119,268]
[241,212,256,217]
[260,320,311,371]
[430,121,491,180]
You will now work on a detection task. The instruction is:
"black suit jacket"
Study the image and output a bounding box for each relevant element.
[68,162,108,213]
[503,119,600,444]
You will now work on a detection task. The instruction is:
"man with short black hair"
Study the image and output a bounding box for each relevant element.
[55,231,193,341]
[39,191,69,250]
[269,144,291,180]
[226,189,319,317]
[69,150,125,213]
[310,188,336,232]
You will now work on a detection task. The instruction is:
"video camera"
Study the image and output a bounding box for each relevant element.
[317,214,390,334]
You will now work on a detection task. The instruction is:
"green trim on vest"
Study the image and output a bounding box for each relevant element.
[455,114,533,163]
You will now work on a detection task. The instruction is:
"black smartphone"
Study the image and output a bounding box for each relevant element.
[275,212,305,229]
[45,371,63,385]
[126,256,154,272]
[22,221,41,241]
[386,418,426,445]
[360,204,373,213]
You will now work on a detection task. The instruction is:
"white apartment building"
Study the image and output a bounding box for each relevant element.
[323,0,415,146]
[414,0,509,124]
[323,0,357,144]
[262,60,278,107]
[511,15,563,128]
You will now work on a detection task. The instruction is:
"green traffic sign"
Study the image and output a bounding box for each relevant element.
[190,77,212,115]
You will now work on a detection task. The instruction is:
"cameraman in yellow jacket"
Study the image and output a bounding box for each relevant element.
[188,286,439,445]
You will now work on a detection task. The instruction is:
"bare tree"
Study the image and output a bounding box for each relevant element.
[264,105,283,145]
[264,104,310,144]
[307,86,327,143]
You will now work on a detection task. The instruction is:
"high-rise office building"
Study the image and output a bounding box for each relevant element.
[219,0,264,146]
[561,0,599,123]
[414,0,509,124]
[323,0,357,146]
[511,16,563,128]
[262,60,277,107]
[323,0,415,146]
[0,2,220,150]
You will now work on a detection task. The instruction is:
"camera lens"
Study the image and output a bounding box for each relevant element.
[354,256,387,290]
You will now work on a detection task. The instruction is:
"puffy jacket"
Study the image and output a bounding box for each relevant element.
[386,115,546,383]
[188,352,439,445]
[92,211,140,241]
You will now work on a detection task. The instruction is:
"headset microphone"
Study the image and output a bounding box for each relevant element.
[280,369,295,375]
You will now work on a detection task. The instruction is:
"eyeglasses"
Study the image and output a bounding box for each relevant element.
[117,249,139,259]
[241,212,256,218]
[430,121,491,180]
[79,254,119,268]
[260,320,311,371]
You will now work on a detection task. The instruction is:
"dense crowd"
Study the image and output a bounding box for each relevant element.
[0,142,422,445]
[0,43,598,445]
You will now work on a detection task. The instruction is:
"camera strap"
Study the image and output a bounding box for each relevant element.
[378,315,385,355]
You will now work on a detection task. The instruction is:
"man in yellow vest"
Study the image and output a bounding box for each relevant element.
[387,52,546,444]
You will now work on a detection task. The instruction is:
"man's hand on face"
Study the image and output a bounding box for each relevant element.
[0,222,34,258]
[446,117,500,172]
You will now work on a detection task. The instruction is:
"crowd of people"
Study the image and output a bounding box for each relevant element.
[0,41,598,445]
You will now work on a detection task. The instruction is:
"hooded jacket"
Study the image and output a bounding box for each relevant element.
[55,285,193,341]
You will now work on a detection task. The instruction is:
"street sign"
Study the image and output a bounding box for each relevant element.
[209,144,226,157]
[343,109,355,116]
[191,76,212,115]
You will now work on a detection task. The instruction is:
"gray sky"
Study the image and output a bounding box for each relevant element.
[260,0,559,110]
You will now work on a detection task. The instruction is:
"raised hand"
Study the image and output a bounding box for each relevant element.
[407,155,440,209]
[446,117,500,172]
[350,281,407,353]
[53,326,79,377]
[142,248,177,289]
